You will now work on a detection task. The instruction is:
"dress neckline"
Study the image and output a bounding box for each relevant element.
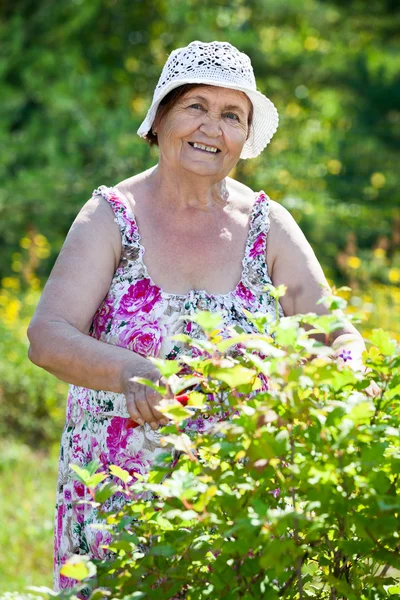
[107,185,268,301]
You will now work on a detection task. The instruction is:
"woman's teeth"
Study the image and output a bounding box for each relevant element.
[190,142,219,153]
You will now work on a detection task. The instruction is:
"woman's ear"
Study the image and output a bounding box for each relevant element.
[152,112,161,134]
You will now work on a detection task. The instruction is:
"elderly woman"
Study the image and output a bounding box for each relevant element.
[27,41,368,591]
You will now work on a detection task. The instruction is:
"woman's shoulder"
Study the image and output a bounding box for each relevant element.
[227,176,255,200]
[267,199,303,241]
[114,168,155,211]
[226,177,259,218]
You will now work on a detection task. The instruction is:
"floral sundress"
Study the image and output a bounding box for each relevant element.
[53,184,285,592]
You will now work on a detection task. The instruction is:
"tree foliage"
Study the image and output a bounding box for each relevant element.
[1,0,399,283]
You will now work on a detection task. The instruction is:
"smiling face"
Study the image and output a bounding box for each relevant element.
[153,85,252,179]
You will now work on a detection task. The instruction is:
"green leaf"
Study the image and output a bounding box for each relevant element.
[82,458,101,476]
[188,391,206,407]
[160,432,196,455]
[148,358,181,377]
[59,555,96,581]
[171,333,193,344]
[369,329,397,356]
[157,399,193,422]
[316,293,348,311]
[274,317,299,347]
[208,364,256,387]
[109,464,132,483]
[346,393,375,423]
[241,309,275,333]
[70,462,107,489]
[86,590,112,600]
[147,543,176,556]
[94,481,120,504]
[132,377,167,395]
[186,310,223,332]
[264,283,287,300]
[216,332,267,353]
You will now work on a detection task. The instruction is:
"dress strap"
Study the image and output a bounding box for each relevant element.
[241,191,272,291]
[92,185,143,264]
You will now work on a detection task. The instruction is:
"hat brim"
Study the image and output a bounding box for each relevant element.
[137,78,278,159]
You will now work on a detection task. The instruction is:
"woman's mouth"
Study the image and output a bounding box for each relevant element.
[188,142,221,154]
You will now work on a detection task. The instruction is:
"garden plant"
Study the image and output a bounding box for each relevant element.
[23,287,400,600]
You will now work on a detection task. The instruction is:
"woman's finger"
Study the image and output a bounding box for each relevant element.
[133,389,157,425]
[123,380,170,428]
[365,380,381,398]
[125,388,145,425]
[148,391,169,422]
[144,387,167,427]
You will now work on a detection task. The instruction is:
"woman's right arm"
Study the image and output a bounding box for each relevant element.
[27,194,165,427]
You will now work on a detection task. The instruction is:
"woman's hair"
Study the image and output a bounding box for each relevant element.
[144,83,254,147]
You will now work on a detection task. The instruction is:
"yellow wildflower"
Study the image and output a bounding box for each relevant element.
[327,159,342,175]
[20,237,31,249]
[347,256,361,269]
[370,172,386,188]
[388,268,400,284]
[373,248,386,259]
[5,298,21,323]
[304,36,319,51]
[2,277,20,291]
[34,234,49,247]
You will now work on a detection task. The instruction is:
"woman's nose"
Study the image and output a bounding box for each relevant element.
[199,112,223,137]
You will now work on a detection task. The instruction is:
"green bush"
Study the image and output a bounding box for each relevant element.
[27,291,400,600]
[0,280,67,447]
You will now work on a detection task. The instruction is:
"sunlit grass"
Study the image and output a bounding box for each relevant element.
[344,283,400,342]
[0,441,59,592]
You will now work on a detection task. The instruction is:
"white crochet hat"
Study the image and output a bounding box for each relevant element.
[137,40,279,159]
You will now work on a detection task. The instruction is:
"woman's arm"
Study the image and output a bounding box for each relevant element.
[266,200,366,370]
[27,194,165,426]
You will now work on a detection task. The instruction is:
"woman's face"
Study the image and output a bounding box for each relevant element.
[154,85,251,179]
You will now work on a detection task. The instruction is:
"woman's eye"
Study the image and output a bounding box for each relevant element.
[189,103,203,110]
[224,112,239,121]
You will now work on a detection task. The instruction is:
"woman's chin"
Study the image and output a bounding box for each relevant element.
[179,157,227,178]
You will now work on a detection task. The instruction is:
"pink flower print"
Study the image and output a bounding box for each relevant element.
[109,192,123,205]
[258,371,269,391]
[56,503,66,550]
[255,192,266,205]
[249,232,266,259]
[190,345,207,359]
[72,434,84,461]
[106,417,132,463]
[59,571,78,590]
[235,282,256,305]
[72,481,86,524]
[116,448,152,477]
[66,390,73,421]
[119,279,161,319]
[63,488,72,502]
[108,192,139,237]
[73,480,85,498]
[119,317,164,357]
[91,296,115,339]
[90,530,112,560]
[56,553,83,590]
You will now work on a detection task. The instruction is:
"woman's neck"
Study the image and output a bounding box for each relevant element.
[146,163,230,212]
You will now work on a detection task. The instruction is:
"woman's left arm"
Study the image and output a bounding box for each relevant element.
[266,200,367,373]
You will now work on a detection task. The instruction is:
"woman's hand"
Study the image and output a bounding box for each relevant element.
[363,376,381,398]
[120,364,170,429]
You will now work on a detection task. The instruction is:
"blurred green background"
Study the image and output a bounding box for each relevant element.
[0,0,399,592]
